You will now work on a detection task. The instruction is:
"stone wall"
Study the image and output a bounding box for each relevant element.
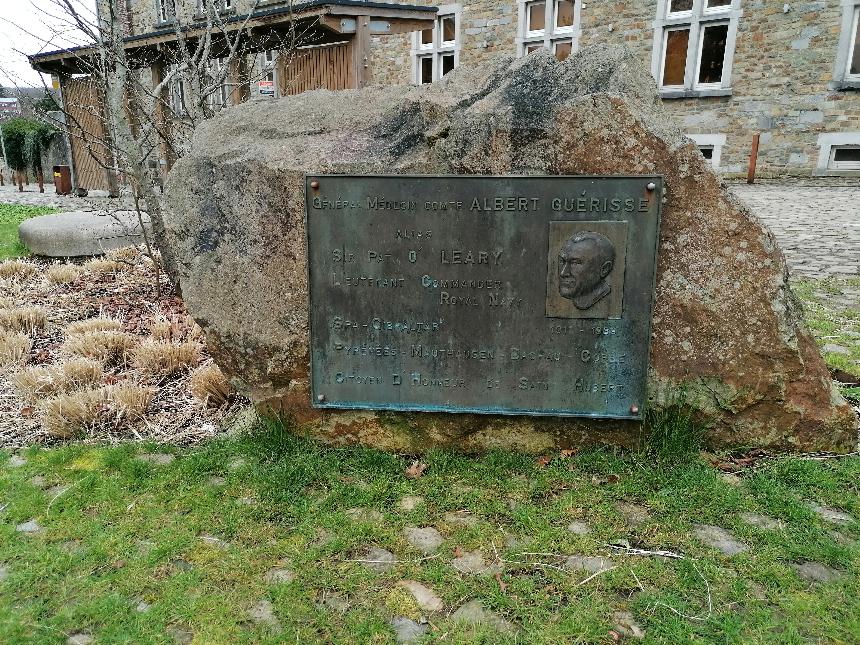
[368,0,860,178]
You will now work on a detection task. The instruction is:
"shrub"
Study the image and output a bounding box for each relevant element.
[188,364,231,407]
[45,263,82,285]
[132,340,201,376]
[63,330,138,366]
[66,317,124,335]
[0,260,38,281]
[0,331,31,367]
[39,383,154,438]
[0,306,47,333]
[84,258,125,276]
[13,358,104,400]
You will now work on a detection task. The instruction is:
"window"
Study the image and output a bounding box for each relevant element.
[197,0,232,13]
[208,58,229,108]
[815,133,860,174]
[157,0,176,23]
[168,65,186,115]
[830,146,860,170]
[518,0,578,60]
[652,0,740,95]
[849,8,860,78]
[259,50,278,96]
[412,8,460,85]
[686,133,725,168]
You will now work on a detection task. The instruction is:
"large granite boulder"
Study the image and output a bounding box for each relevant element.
[164,46,857,452]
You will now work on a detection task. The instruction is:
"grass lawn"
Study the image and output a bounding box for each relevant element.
[792,277,860,404]
[0,204,59,260]
[0,418,858,644]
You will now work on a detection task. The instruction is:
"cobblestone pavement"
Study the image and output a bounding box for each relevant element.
[0,183,130,210]
[2,182,857,279]
[730,184,860,280]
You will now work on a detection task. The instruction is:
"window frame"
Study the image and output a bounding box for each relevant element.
[846,5,860,80]
[829,145,860,170]
[157,0,176,24]
[686,133,726,169]
[815,132,860,175]
[517,0,581,59]
[412,6,461,85]
[651,0,741,97]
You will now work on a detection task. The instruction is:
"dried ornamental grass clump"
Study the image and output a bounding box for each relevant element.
[63,330,138,366]
[65,317,124,335]
[39,383,154,438]
[0,260,37,281]
[0,306,47,334]
[105,246,140,262]
[45,263,83,285]
[84,258,125,276]
[0,331,31,368]
[149,319,172,341]
[132,340,201,376]
[13,358,104,400]
[109,383,155,422]
[188,364,231,407]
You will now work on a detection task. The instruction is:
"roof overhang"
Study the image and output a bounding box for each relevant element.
[29,0,437,75]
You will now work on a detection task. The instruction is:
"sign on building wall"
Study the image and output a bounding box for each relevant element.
[306,175,662,420]
[258,80,275,96]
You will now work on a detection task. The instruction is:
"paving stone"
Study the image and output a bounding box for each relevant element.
[135,539,155,555]
[137,453,174,466]
[8,455,26,467]
[59,540,85,554]
[808,502,855,525]
[567,520,591,535]
[718,473,743,487]
[167,624,194,644]
[443,511,479,526]
[403,526,444,554]
[361,547,396,573]
[247,599,281,629]
[693,524,748,556]
[397,580,444,612]
[46,484,69,498]
[66,632,94,645]
[822,344,851,355]
[198,534,228,549]
[29,476,47,488]
[133,598,151,613]
[452,550,501,575]
[612,611,646,640]
[319,592,350,613]
[170,558,194,572]
[397,496,424,511]
[616,502,651,526]
[0,564,8,580]
[564,555,614,573]
[206,476,226,486]
[740,512,783,531]
[390,617,429,643]
[236,496,257,506]
[15,519,42,534]
[346,508,384,523]
[228,457,247,471]
[264,567,294,583]
[450,599,516,633]
[792,561,845,584]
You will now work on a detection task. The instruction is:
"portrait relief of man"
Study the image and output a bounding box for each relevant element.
[557,231,616,310]
[545,221,627,320]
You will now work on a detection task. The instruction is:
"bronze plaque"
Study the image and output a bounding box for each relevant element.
[306,175,661,419]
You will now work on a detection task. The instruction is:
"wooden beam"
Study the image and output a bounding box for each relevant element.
[350,15,371,89]
[320,16,434,35]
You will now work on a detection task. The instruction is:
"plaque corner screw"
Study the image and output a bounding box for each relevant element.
[317,394,326,403]
[310,179,320,189]
[646,182,656,192]
[630,404,640,415]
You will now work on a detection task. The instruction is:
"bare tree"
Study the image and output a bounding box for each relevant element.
[2,0,311,293]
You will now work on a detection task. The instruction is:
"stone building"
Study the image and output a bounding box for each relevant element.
[33,0,860,179]
[366,0,860,178]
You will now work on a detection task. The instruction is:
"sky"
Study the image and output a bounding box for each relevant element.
[0,0,96,88]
